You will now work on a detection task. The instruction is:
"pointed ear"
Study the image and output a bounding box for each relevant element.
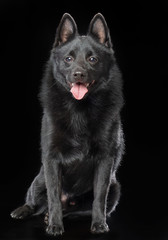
[88,13,112,48]
[53,13,78,47]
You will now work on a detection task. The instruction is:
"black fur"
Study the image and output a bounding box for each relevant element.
[11,13,124,236]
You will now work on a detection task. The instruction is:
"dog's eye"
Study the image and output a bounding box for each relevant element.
[64,56,74,63]
[88,56,98,64]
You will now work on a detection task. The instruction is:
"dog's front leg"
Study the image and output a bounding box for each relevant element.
[44,159,64,236]
[91,159,112,234]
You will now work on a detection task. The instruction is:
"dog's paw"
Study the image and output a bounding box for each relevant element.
[10,205,34,219]
[46,223,64,236]
[91,222,109,234]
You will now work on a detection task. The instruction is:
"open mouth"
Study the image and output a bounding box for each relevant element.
[69,81,95,100]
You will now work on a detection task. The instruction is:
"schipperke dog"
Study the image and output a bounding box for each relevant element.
[11,13,124,236]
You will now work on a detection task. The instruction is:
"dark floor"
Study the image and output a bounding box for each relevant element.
[0,183,168,240]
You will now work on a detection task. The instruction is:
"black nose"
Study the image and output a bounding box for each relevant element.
[73,71,86,81]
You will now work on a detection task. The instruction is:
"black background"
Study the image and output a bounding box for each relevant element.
[0,1,168,239]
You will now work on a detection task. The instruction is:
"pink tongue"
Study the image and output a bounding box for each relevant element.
[70,83,88,100]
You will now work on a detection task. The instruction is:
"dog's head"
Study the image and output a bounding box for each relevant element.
[51,13,115,100]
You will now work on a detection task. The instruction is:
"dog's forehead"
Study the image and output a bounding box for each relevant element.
[78,35,90,44]
[80,35,87,39]
[70,36,94,52]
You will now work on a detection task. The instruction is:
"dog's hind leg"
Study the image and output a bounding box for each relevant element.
[26,165,46,213]
[63,181,120,219]
[11,165,46,219]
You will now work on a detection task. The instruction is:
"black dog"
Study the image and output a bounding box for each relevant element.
[11,13,124,236]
